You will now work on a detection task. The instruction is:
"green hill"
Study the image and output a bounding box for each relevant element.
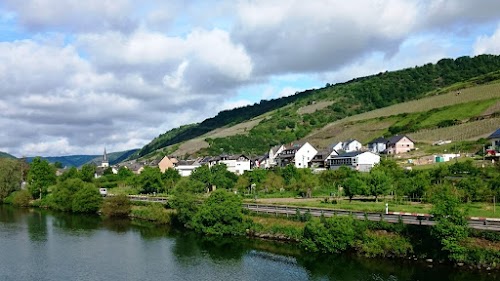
[0,151,16,159]
[26,149,138,167]
[136,55,500,158]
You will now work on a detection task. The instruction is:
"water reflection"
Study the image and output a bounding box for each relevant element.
[1,204,500,281]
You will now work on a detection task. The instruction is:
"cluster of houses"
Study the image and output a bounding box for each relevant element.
[98,134,418,177]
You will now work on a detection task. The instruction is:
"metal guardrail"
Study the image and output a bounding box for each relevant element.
[243,203,500,231]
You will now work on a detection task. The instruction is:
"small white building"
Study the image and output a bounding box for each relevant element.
[329,139,362,153]
[367,137,388,154]
[175,160,201,177]
[260,145,286,168]
[218,154,251,175]
[277,142,318,168]
[328,151,380,172]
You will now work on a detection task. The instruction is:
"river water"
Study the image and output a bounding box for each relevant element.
[0,205,498,281]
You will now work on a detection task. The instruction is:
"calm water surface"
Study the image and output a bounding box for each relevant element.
[0,205,498,281]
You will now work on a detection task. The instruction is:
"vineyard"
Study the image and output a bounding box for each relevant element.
[342,81,500,122]
[408,117,500,143]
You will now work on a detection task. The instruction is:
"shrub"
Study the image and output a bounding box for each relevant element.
[12,190,32,207]
[356,231,413,258]
[131,204,173,224]
[302,216,364,253]
[72,185,102,213]
[192,190,250,236]
[101,195,131,218]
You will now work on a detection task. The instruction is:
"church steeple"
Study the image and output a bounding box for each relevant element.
[101,147,109,168]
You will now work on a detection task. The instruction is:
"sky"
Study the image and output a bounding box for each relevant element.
[1,0,500,157]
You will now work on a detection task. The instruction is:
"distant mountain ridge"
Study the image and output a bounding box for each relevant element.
[0,151,16,159]
[26,149,139,167]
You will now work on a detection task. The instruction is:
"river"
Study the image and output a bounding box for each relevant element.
[0,205,498,281]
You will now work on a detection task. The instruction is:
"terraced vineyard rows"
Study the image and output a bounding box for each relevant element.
[409,117,500,142]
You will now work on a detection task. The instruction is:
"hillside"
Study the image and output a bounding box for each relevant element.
[0,151,16,159]
[137,55,500,158]
[26,149,138,167]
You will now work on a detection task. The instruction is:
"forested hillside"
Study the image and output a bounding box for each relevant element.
[138,55,500,158]
[0,152,16,159]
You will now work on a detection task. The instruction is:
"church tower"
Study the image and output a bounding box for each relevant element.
[101,148,109,168]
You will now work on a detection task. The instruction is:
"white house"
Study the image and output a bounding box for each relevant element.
[343,139,362,152]
[328,151,380,172]
[277,142,318,168]
[329,139,362,153]
[218,154,251,175]
[175,160,201,177]
[259,144,286,168]
[367,137,388,154]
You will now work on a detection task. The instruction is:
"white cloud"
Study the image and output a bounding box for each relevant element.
[474,25,500,55]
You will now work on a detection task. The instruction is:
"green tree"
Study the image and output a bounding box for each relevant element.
[431,185,469,262]
[53,161,63,169]
[302,216,363,253]
[262,172,284,193]
[80,164,96,182]
[368,169,392,202]
[72,184,102,213]
[162,168,181,193]
[51,178,85,212]
[281,164,299,185]
[342,175,367,202]
[192,190,248,235]
[59,167,80,182]
[27,157,56,199]
[0,158,23,201]
[170,183,201,226]
[101,195,131,218]
[117,166,134,180]
[138,166,163,194]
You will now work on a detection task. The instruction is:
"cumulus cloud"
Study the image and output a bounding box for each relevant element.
[473,25,500,55]
[3,0,134,32]
[0,1,499,157]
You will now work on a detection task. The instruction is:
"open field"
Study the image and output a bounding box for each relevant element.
[246,197,500,218]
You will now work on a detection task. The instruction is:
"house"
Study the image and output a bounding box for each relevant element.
[277,142,317,168]
[342,139,363,152]
[487,128,500,156]
[385,135,414,154]
[267,144,286,168]
[158,156,178,173]
[329,139,362,153]
[310,149,339,169]
[175,159,201,177]
[218,154,251,175]
[367,137,388,154]
[328,151,380,172]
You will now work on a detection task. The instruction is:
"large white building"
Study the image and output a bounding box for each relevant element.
[328,151,380,172]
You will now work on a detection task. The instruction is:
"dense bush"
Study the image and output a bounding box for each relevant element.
[131,204,173,224]
[101,195,131,218]
[50,178,102,213]
[302,216,364,253]
[72,185,102,213]
[11,190,32,207]
[355,231,413,258]
[192,190,250,236]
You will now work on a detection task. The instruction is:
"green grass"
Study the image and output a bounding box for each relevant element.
[419,99,497,127]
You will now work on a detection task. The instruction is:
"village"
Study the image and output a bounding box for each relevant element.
[95,127,500,178]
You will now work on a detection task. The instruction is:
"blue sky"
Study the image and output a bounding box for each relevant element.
[0,0,499,157]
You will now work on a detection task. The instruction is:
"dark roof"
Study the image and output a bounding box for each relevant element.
[488,128,500,139]
[387,135,414,145]
[270,145,284,154]
[368,137,388,144]
[331,151,367,158]
[277,153,295,159]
